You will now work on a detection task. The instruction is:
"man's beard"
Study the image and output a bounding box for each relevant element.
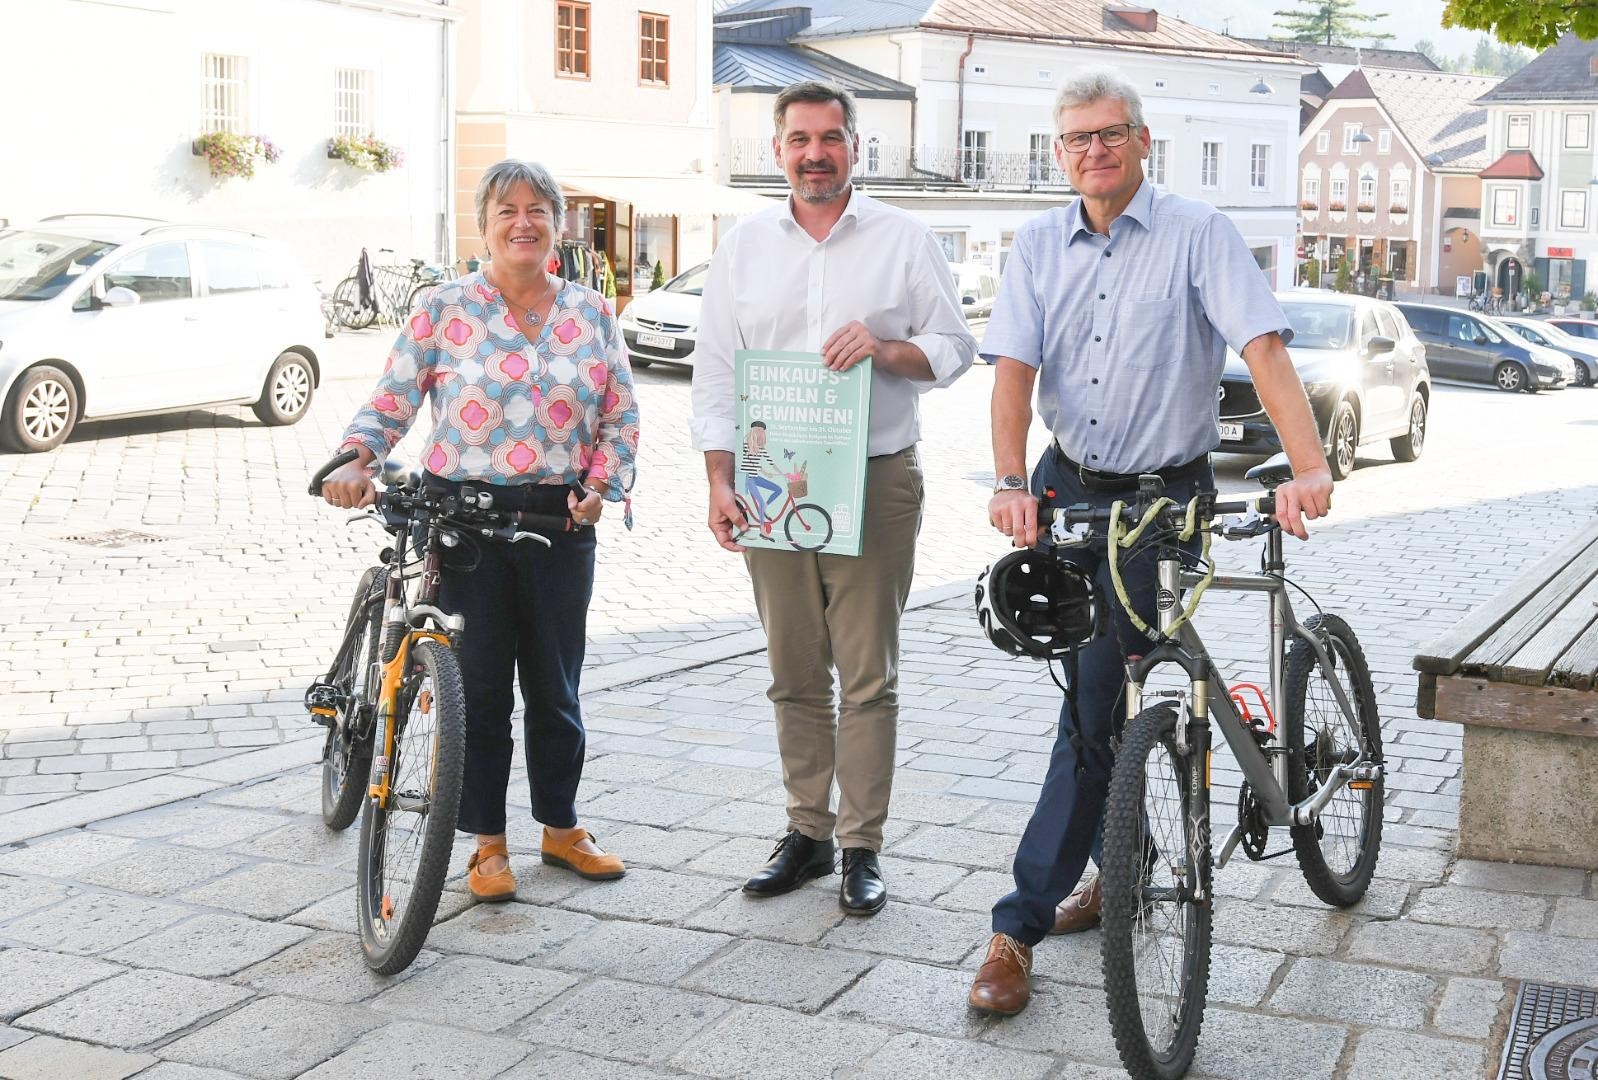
[794,166,848,204]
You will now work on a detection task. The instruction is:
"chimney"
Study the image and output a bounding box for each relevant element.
[1105,4,1158,31]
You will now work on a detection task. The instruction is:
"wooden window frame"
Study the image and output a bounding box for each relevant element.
[638,12,669,87]
[556,1,591,81]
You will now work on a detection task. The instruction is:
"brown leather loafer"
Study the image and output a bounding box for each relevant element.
[541,827,626,881]
[466,839,517,902]
[968,933,1033,1016]
[1050,873,1103,935]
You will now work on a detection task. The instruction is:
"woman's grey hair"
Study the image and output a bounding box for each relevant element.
[1053,68,1146,131]
[475,159,566,236]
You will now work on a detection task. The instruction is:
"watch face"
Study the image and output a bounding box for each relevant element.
[998,475,1027,491]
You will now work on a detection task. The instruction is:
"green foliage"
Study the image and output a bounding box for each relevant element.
[193,132,281,180]
[327,135,405,173]
[1583,291,1598,310]
[1524,270,1543,297]
[1334,253,1354,293]
[650,259,665,290]
[1272,0,1393,44]
[1444,0,1598,50]
[1414,38,1441,63]
[1304,259,1322,287]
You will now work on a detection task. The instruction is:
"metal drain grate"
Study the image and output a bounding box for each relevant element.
[57,529,168,549]
[1501,981,1598,1080]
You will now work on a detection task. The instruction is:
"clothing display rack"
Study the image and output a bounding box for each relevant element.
[549,240,608,292]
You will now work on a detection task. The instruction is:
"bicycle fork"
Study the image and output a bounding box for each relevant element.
[367,627,450,811]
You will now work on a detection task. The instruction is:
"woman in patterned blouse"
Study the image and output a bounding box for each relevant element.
[319,159,640,899]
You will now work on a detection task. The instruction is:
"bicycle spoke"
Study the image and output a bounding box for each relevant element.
[1301,639,1370,877]
[1130,740,1194,1054]
[371,669,439,940]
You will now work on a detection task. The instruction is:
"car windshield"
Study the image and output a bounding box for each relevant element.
[1279,302,1354,350]
[0,230,119,302]
[665,263,709,296]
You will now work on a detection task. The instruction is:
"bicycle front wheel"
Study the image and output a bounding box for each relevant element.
[321,567,386,831]
[1102,703,1212,1080]
[1286,613,1383,906]
[332,276,377,330]
[357,637,465,974]
[784,503,833,550]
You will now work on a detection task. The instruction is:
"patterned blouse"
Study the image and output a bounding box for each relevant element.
[340,273,639,503]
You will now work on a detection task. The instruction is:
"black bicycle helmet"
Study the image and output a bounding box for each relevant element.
[974,550,1106,659]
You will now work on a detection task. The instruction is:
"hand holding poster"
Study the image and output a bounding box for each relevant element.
[734,350,871,556]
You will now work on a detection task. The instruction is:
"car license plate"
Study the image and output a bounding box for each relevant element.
[637,332,675,350]
[1219,422,1244,442]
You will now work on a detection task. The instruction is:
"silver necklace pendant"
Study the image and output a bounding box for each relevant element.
[525,308,541,325]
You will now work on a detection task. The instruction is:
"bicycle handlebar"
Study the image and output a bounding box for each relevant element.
[308,447,361,497]
[1051,492,1276,531]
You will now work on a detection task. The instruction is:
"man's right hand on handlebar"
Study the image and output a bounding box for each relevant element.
[988,489,1040,549]
[322,445,378,510]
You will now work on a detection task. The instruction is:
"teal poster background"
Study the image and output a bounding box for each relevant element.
[734,350,871,556]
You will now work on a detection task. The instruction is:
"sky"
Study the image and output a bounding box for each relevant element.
[1171,0,1493,58]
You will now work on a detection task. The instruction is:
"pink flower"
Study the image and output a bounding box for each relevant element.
[373,393,400,414]
[547,399,574,428]
[507,442,538,472]
[443,318,473,347]
[501,353,529,380]
[426,445,449,472]
[460,400,490,430]
[409,311,433,339]
[552,318,582,345]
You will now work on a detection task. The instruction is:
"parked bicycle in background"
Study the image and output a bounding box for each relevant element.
[330,247,451,331]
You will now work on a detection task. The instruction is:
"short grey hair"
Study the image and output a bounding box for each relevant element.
[1053,68,1146,132]
[773,81,858,138]
[475,159,566,237]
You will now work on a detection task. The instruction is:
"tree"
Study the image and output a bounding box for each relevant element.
[1273,0,1394,45]
[1413,37,1441,63]
[1334,252,1354,292]
[1471,35,1500,71]
[650,259,666,290]
[1444,0,1598,49]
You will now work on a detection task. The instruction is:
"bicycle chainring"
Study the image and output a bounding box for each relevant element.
[1237,781,1271,861]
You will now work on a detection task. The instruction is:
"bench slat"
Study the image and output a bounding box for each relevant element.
[1554,610,1598,692]
[1413,522,1598,676]
[1485,559,1598,685]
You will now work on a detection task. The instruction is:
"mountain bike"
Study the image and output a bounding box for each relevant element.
[733,480,833,551]
[306,447,580,973]
[330,248,450,331]
[1046,461,1383,1080]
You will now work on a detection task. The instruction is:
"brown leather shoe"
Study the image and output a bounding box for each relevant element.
[466,839,517,902]
[541,827,626,881]
[968,933,1033,1016]
[1050,873,1103,935]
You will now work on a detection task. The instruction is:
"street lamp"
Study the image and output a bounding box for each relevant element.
[1351,130,1374,144]
[1250,77,1273,95]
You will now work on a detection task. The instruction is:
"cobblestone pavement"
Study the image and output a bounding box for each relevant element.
[2,332,1597,1077]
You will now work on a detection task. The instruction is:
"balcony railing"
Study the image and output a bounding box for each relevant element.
[729,138,1073,192]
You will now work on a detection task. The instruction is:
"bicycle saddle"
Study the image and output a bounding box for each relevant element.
[1245,452,1294,488]
[379,458,423,491]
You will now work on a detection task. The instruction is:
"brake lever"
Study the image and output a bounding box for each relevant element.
[345,511,385,527]
[509,531,552,548]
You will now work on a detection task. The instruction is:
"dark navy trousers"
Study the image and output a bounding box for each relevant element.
[991,448,1211,947]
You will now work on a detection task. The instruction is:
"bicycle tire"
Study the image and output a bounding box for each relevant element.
[332,276,377,330]
[321,568,386,831]
[1102,703,1212,1080]
[1285,614,1383,907]
[405,282,433,317]
[784,502,833,550]
[356,637,466,974]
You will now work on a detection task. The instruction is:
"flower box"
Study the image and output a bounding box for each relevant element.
[191,133,282,180]
[1327,202,1346,212]
[1356,203,1376,213]
[1388,203,1408,214]
[1300,201,1319,211]
[327,134,404,173]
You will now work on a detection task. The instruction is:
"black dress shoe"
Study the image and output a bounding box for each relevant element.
[839,848,887,915]
[743,831,835,897]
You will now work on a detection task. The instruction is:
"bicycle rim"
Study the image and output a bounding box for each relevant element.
[784,503,833,550]
[1103,704,1210,1080]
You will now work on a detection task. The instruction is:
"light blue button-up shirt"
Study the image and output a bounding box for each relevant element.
[980,182,1291,474]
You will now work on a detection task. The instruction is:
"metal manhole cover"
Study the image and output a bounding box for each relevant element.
[56,529,168,549]
[1502,982,1598,1080]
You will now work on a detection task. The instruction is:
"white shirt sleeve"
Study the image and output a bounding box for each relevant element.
[689,231,743,453]
[904,228,979,391]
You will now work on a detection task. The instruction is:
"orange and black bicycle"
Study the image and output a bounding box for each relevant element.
[306,448,579,973]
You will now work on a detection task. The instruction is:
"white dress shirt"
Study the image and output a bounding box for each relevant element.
[690,188,977,456]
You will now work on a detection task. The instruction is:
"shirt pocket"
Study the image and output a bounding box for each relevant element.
[1114,295,1182,370]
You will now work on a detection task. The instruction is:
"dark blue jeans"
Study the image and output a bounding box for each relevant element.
[991,449,1211,946]
[439,502,596,836]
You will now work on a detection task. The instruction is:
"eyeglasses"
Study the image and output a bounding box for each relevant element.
[1056,124,1135,154]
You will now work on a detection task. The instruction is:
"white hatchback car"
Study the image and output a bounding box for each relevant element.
[0,215,325,452]
[616,260,708,369]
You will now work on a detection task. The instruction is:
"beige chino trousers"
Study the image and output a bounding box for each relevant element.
[744,448,924,851]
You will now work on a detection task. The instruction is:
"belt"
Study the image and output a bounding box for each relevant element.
[1051,443,1210,492]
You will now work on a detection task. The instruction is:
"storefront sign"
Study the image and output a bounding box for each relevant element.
[1547,246,1575,259]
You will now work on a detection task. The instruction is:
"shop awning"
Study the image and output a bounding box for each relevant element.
[565,175,776,218]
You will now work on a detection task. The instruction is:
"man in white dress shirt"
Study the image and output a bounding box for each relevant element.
[690,81,977,915]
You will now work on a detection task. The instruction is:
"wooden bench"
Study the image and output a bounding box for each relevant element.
[1414,519,1598,870]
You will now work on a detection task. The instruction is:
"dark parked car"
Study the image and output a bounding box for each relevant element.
[1498,316,1596,388]
[1394,303,1569,392]
[1219,292,1430,480]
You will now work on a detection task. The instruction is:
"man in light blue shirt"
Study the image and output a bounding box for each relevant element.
[967,67,1333,1016]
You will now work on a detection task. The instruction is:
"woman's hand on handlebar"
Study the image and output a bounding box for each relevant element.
[321,447,377,510]
[567,485,603,528]
[989,489,1039,548]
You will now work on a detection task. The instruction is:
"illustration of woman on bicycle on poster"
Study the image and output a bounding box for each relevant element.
[739,421,787,523]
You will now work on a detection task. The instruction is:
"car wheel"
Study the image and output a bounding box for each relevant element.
[253,352,315,426]
[2,365,79,453]
[1493,362,1527,392]
[1575,361,1594,388]
[1325,400,1358,481]
[628,358,653,369]
[1390,393,1427,463]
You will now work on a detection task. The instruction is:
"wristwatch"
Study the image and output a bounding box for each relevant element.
[994,474,1027,493]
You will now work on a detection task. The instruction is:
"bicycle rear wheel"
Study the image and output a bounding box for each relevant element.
[332,276,377,330]
[321,567,385,831]
[356,637,465,974]
[784,503,833,550]
[1102,703,1212,1080]
[1285,614,1383,906]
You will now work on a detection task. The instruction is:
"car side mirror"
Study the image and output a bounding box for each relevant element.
[961,294,977,305]
[100,286,140,309]
[1366,335,1395,358]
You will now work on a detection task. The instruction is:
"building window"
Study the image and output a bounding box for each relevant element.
[1492,187,1519,226]
[201,53,248,134]
[638,12,669,85]
[1390,177,1409,212]
[1565,113,1591,149]
[962,130,990,182]
[1561,189,1588,229]
[556,1,591,79]
[1329,178,1347,208]
[1148,139,1168,186]
[1378,129,1392,154]
[934,230,966,262]
[1358,175,1376,209]
[1303,176,1320,205]
[1532,206,1541,227]
[1342,124,1362,153]
[1316,131,1329,154]
[1200,141,1219,188]
[1028,133,1053,182]
[333,68,372,139]
[1250,144,1270,190]
[865,135,881,176]
[1507,113,1531,149]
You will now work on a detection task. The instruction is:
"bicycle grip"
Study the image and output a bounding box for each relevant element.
[309,447,361,498]
[515,511,580,534]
